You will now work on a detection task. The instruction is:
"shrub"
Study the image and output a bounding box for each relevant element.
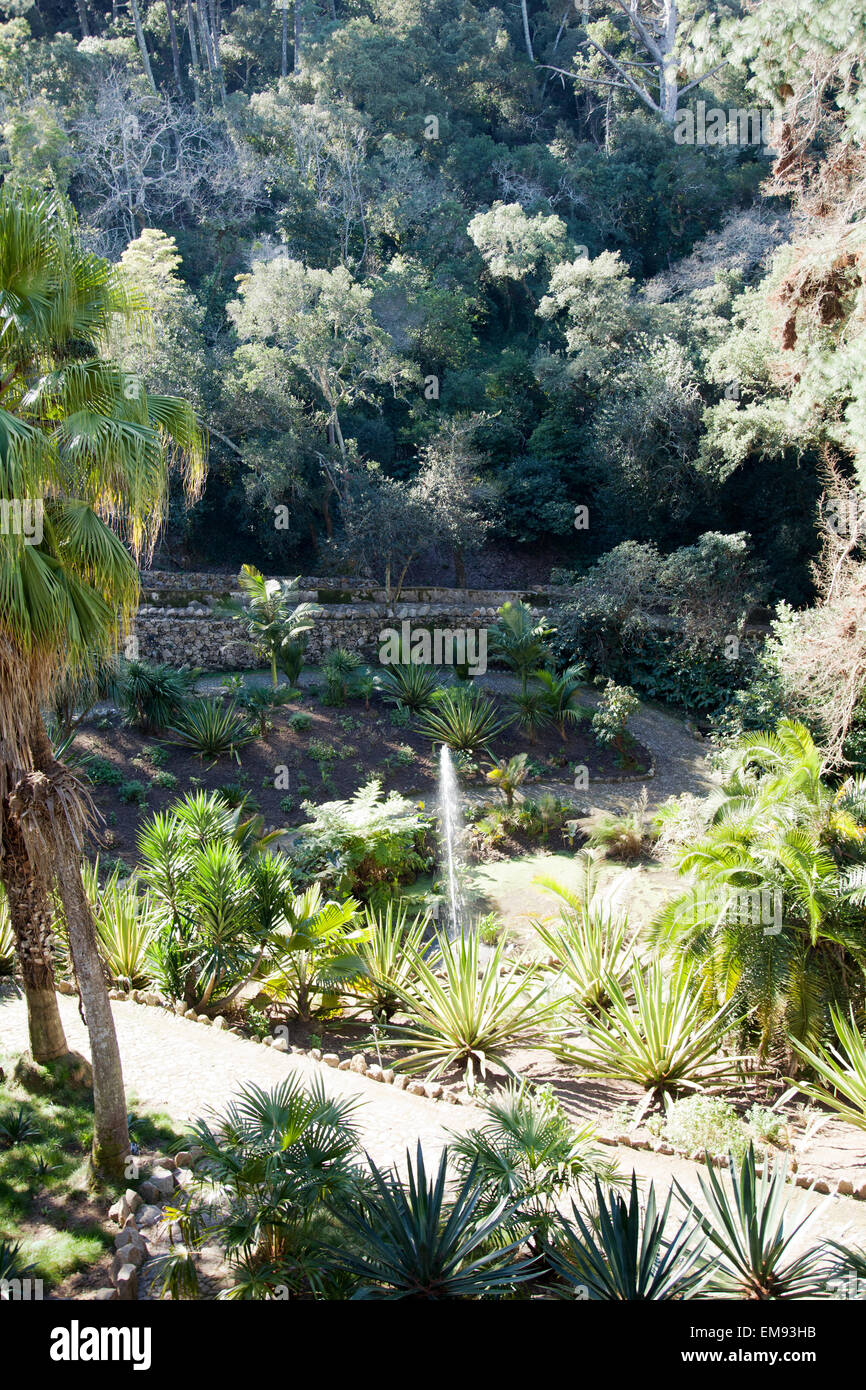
[152,770,179,790]
[378,664,441,712]
[591,681,640,760]
[118,660,196,733]
[84,756,123,787]
[293,780,432,899]
[289,712,312,733]
[587,790,653,860]
[419,686,506,754]
[169,699,256,760]
[661,1095,749,1163]
[118,779,150,806]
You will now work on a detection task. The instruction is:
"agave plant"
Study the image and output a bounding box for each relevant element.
[169,699,256,760]
[419,686,506,754]
[560,959,747,1110]
[789,1006,866,1130]
[378,663,441,713]
[385,929,563,1087]
[82,859,157,989]
[485,752,529,807]
[351,900,431,1022]
[0,886,15,976]
[675,1145,832,1299]
[531,870,640,1015]
[450,1083,619,1252]
[548,1176,710,1301]
[182,1077,365,1299]
[332,1142,537,1299]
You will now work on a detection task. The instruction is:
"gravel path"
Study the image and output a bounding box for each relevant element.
[2,990,865,1255]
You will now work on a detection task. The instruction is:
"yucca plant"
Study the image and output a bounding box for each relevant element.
[378,663,441,713]
[531,871,640,1014]
[352,900,431,1022]
[675,1145,832,1299]
[332,1142,537,1299]
[560,959,747,1110]
[82,859,157,989]
[419,686,506,754]
[118,659,196,733]
[485,752,529,807]
[169,699,256,760]
[385,929,563,1088]
[450,1083,619,1253]
[534,665,587,740]
[789,1006,866,1130]
[548,1176,710,1301]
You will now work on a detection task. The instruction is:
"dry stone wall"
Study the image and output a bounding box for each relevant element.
[135,571,562,672]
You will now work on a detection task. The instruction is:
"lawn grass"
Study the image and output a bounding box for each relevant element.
[0,1047,182,1291]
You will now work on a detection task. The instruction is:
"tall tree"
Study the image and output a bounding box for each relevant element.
[0,188,206,1173]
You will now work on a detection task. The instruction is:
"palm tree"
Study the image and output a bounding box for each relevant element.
[485,752,529,807]
[534,664,587,741]
[224,564,321,688]
[0,187,206,1172]
[487,600,553,692]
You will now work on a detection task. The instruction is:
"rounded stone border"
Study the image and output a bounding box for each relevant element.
[593,1129,866,1200]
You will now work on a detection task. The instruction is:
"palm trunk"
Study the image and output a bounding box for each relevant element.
[0,815,68,1062]
[31,716,129,1177]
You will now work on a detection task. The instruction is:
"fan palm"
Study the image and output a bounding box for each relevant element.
[263,882,364,1024]
[0,187,205,1172]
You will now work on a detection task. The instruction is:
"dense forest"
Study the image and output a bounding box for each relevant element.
[0,0,863,727]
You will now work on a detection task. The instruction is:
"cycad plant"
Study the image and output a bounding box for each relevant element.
[378,663,441,713]
[487,600,553,692]
[223,565,321,689]
[0,187,205,1172]
[419,686,506,754]
[649,718,866,1058]
[333,1143,536,1299]
[385,929,563,1088]
[675,1145,832,1299]
[548,1176,710,1301]
[485,752,529,807]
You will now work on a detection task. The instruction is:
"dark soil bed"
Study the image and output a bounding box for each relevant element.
[74,691,651,872]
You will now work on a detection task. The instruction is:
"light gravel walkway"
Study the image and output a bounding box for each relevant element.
[2,990,866,1254]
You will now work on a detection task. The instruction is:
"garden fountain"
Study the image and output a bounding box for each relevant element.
[437,744,466,938]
